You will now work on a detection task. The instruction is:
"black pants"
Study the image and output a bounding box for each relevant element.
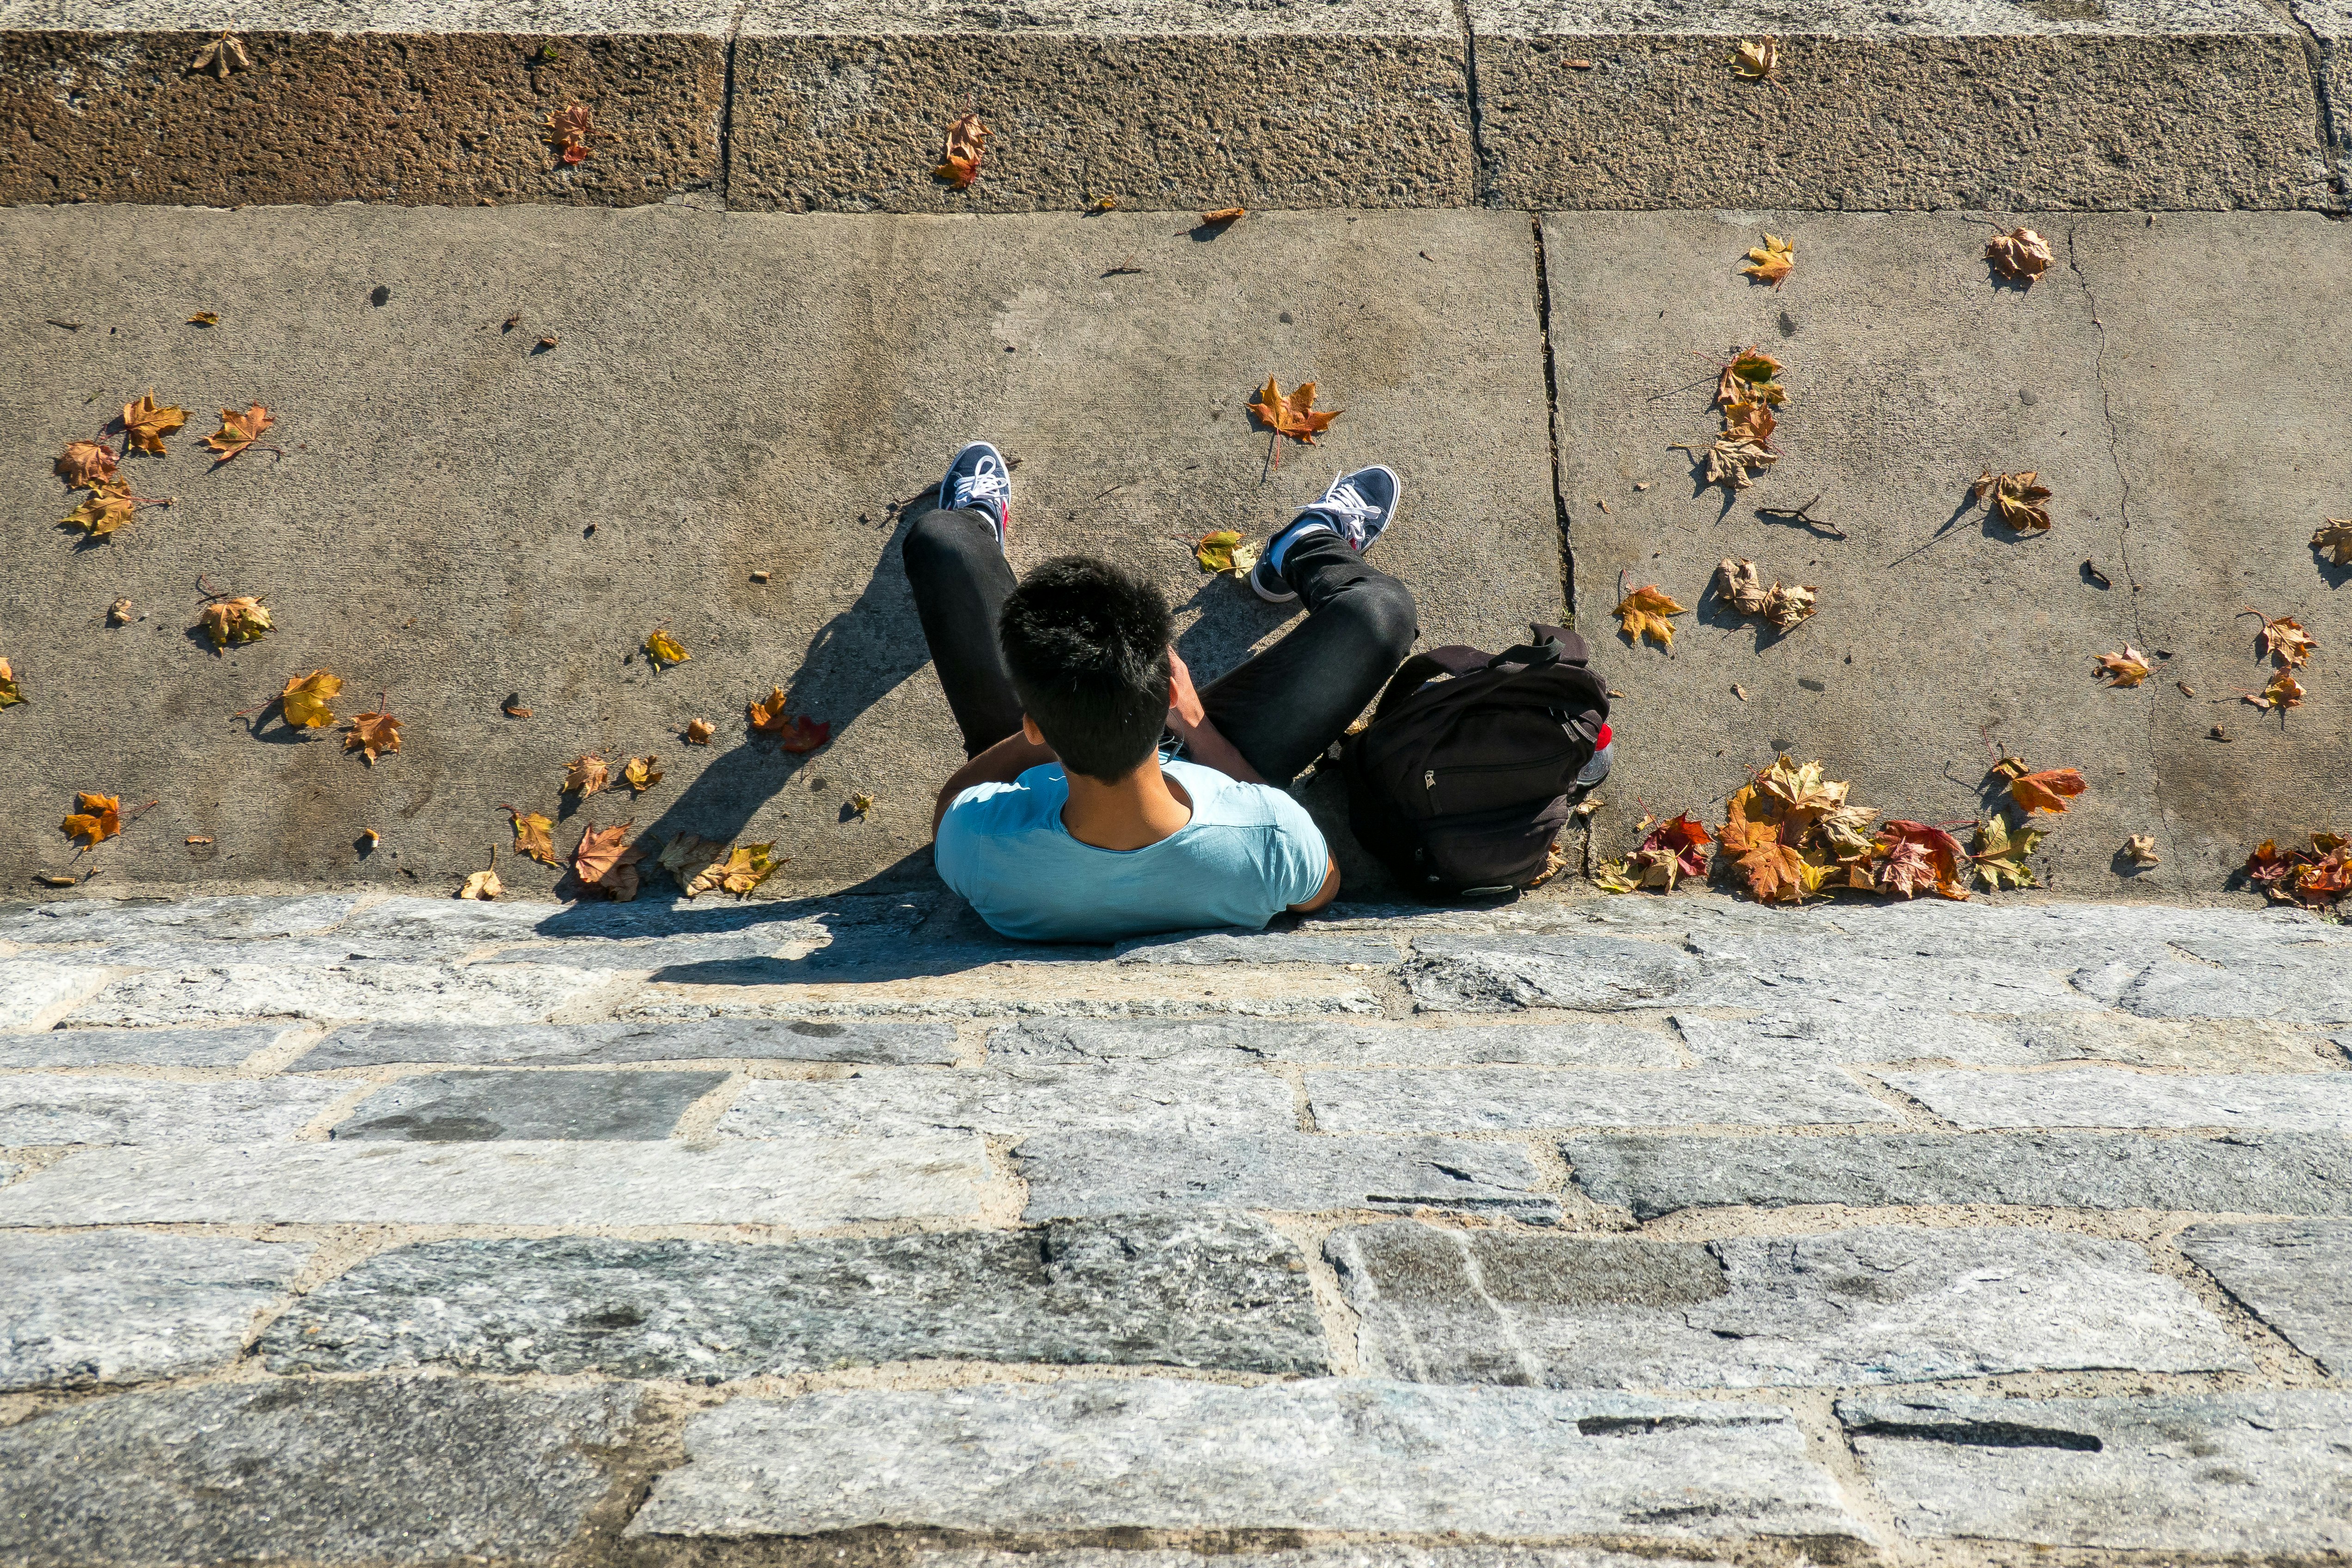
[902,508,1419,785]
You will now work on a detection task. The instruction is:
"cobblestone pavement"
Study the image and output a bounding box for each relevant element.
[2,888,2349,1566]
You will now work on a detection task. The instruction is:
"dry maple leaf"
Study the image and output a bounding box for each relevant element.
[1728,36,1778,79]
[659,832,729,894]
[1717,558,1771,616]
[278,669,341,729]
[458,848,502,901]
[545,105,594,164]
[850,791,876,818]
[1721,398,1777,444]
[55,440,118,489]
[504,807,558,865]
[1985,227,2054,285]
[1201,207,1245,225]
[199,596,272,649]
[750,687,832,751]
[109,598,133,625]
[203,405,273,466]
[0,658,20,709]
[688,842,779,899]
[62,481,140,538]
[189,32,251,76]
[1972,813,2044,890]
[1975,469,2053,533]
[1764,582,1816,631]
[120,391,186,456]
[935,112,987,188]
[623,755,663,792]
[571,821,646,902]
[2242,608,2317,668]
[1194,531,1259,576]
[2246,668,2307,711]
[2093,646,2151,687]
[1876,820,1971,900]
[1626,813,1714,890]
[1615,584,1686,649]
[2123,833,2160,866]
[188,312,219,327]
[1248,378,1342,446]
[684,717,714,746]
[1995,756,2088,815]
[1716,347,1786,409]
[343,702,402,765]
[643,628,690,668]
[1678,433,1777,490]
[1740,233,1795,288]
[563,753,610,796]
[2311,519,2352,566]
[61,791,121,846]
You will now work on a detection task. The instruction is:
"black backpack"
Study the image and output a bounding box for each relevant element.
[1341,623,1611,898]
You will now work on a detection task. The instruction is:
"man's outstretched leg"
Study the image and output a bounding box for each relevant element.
[902,441,1024,758]
[1196,466,1421,784]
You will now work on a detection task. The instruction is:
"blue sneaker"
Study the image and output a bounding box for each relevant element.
[939,440,1011,546]
[1249,464,1402,604]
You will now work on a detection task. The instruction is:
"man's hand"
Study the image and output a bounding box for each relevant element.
[1165,649,1264,785]
[1167,650,1208,733]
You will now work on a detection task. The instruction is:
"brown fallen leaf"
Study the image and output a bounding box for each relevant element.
[2246,668,2307,711]
[203,404,273,466]
[1732,683,1749,701]
[1996,755,2089,815]
[189,32,251,76]
[198,595,272,649]
[1201,206,1245,226]
[108,598,133,626]
[1248,378,1342,447]
[2242,607,2317,668]
[188,312,219,327]
[343,699,402,765]
[1740,233,1795,288]
[659,832,729,893]
[278,669,342,729]
[936,112,987,188]
[563,753,610,796]
[571,821,645,901]
[1194,530,1258,576]
[644,627,690,668]
[545,104,593,165]
[62,481,140,538]
[458,854,503,901]
[502,696,533,718]
[2123,833,2161,866]
[1716,346,1786,409]
[1676,433,1776,490]
[0,658,19,709]
[536,335,558,350]
[1728,36,1778,79]
[749,688,832,752]
[503,806,558,865]
[1975,469,2053,533]
[61,791,121,846]
[55,439,118,489]
[1721,398,1776,445]
[1614,583,1687,650]
[2093,646,2151,687]
[121,390,186,456]
[2176,680,2195,697]
[623,754,663,792]
[2312,518,2352,566]
[687,842,779,899]
[684,717,714,745]
[1764,581,1817,631]
[1985,227,2054,285]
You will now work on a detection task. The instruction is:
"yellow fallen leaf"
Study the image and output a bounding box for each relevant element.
[2093,646,2151,687]
[279,669,341,728]
[121,390,186,455]
[458,866,502,900]
[1614,584,1686,650]
[687,842,780,898]
[0,657,20,709]
[850,792,875,817]
[564,753,609,796]
[644,628,689,668]
[1728,36,1778,78]
[62,481,139,537]
[2312,519,2352,566]
[1975,469,2052,533]
[1193,531,1259,576]
[199,596,272,648]
[61,791,121,846]
[623,754,663,792]
[504,807,558,865]
[188,311,219,327]
[1740,233,1794,288]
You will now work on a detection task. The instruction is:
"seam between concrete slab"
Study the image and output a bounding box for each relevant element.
[1528,214,1576,624]
[2270,0,2349,202]
[1454,0,1494,205]
[720,2,747,207]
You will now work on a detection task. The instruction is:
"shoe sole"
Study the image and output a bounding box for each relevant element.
[942,440,1011,546]
[1249,560,1298,605]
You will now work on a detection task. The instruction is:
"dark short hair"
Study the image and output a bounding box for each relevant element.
[998,556,1171,783]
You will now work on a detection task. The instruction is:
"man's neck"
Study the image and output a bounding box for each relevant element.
[1060,756,1194,851]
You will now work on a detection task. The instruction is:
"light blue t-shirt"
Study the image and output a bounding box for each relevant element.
[934,758,1331,943]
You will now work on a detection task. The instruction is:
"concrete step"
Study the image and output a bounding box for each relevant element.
[2,889,2350,1563]
[2,0,2344,211]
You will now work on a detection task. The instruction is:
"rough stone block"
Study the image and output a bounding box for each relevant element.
[0,1024,292,1067]
[2010,1014,2343,1071]
[2179,1220,2352,1373]
[2112,954,2352,1023]
[1565,1131,2352,1219]
[1111,930,1403,966]
[331,1067,726,1140]
[992,1015,1677,1066]
[1328,1221,2245,1388]
[0,1073,346,1145]
[263,1214,1325,1378]
[0,2,727,209]
[1840,1390,2352,1550]
[297,1015,956,1068]
[920,1554,1703,1568]
[1673,1009,2036,1066]
[729,0,1475,214]
[64,961,612,1026]
[1402,933,1711,1011]
[1016,1130,1557,1222]
[1473,0,2331,212]
[1680,930,2105,1015]
[0,961,104,1029]
[0,1374,640,1567]
[1307,1067,1899,1130]
[718,1062,1294,1139]
[0,894,361,944]
[628,1377,1866,1540]
[0,1135,991,1225]
[0,1231,312,1391]
[1884,1067,2352,1132]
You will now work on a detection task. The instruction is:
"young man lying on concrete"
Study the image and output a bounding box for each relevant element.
[906,440,1418,942]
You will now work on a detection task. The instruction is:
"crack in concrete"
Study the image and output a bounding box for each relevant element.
[2067,222,2180,876]
[1529,214,1577,624]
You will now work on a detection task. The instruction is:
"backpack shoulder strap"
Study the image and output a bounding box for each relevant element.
[1372,644,1492,720]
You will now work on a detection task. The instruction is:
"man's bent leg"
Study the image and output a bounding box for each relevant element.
[903,507,1024,757]
[1199,532,1418,784]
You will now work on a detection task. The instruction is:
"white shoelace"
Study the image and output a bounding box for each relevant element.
[1305,480,1380,546]
[953,462,1009,513]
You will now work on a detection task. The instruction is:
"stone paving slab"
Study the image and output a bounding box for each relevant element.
[0,1024,295,1068]
[1110,929,1406,967]
[1307,1067,1900,1130]
[1673,1008,2340,1070]
[329,1067,727,1141]
[297,1016,957,1068]
[1885,1066,2352,1132]
[1566,1130,2352,1219]
[992,1016,1680,1067]
[63,962,612,1028]
[0,961,102,1029]
[718,1063,1297,1140]
[0,1135,992,1226]
[1328,1220,2245,1389]
[0,1073,347,1145]
[0,1231,312,1391]
[1476,0,2330,212]
[627,1377,1868,1540]
[262,1214,1325,1380]
[1015,1131,1557,1222]
[926,1553,1706,1568]
[2110,953,2352,1023]
[0,893,364,944]
[0,1374,642,1568]
[2179,1220,2352,1374]
[1839,1389,2352,1550]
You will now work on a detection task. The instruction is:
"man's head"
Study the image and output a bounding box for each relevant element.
[999,555,1171,783]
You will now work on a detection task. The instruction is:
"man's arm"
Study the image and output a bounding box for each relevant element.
[1164,650,1264,785]
[933,729,1057,835]
[1287,855,1341,913]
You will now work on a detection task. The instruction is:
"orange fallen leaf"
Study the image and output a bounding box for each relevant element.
[502,696,533,718]
[199,595,272,648]
[1996,756,2088,815]
[503,806,558,865]
[563,753,609,796]
[1201,206,1245,225]
[750,688,831,751]
[1614,583,1687,650]
[545,104,593,164]
[571,820,645,901]
[2246,668,2307,712]
[343,700,402,764]
[2092,646,2150,687]
[0,658,19,708]
[54,439,118,489]
[61,791,121,846]
[2242,607,2317,668]
[121,390,186,455]
[1875,820,1971,901]
[202,404,273,466]
[684,717,714,745]
[1740,233,1794,288]
[1985,227,2054,285]
[1248,378,1342,446]
[936,112,986,188]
